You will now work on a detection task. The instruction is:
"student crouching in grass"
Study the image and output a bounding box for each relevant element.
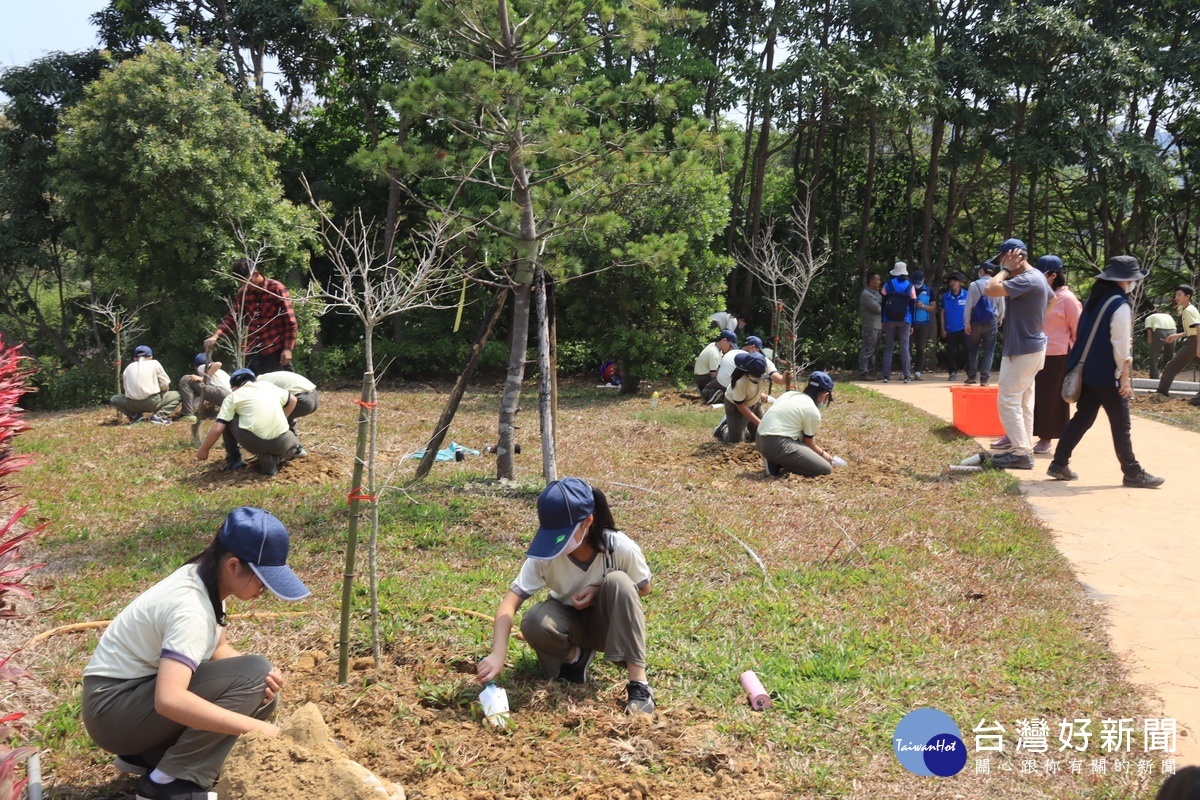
[82,507,309,800]
[477,478,656,715]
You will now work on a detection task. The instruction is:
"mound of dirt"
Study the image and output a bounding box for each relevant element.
[187,451,348,487]
[218,703,406,800]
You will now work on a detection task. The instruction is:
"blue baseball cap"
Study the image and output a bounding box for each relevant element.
[133,345,153,358]
[745,336,764,349]
[1036,255,1063,275]
[229,368,256,387]
[734,351,768,378]
[194,352,211,368]
[807,370,835,398]
[526,478,595,561]
[219,507,310,601]
[989,238,1027,266]
[718,330,738,344]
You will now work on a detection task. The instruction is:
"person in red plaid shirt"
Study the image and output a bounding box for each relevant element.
[204,258,298,374]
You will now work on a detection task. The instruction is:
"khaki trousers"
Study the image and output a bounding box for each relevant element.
[520,571,647,678]
[82,654,276,788]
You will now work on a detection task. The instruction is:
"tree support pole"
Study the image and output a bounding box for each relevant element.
[338,370,374,683]
[415,288,510,480]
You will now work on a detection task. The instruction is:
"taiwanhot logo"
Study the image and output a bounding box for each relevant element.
[893,708,967,777]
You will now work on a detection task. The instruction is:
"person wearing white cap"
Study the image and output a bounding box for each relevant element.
[879,262,917,383]
[82,507,310,800]
[110,345,181,423]
[477,478,655,715]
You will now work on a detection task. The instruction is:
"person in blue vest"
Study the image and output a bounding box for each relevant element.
[964,262,1006,386]
[909,270,935,380]
[880,262,917,383]
[939,272,969,380]
[1047,256,1163,488]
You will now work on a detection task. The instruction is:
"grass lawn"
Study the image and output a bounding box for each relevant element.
[3,379,1170,798]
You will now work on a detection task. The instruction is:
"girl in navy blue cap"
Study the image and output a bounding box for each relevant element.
[477,478,656,715]
[81,507,309,800]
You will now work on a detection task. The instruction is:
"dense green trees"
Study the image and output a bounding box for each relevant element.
[2,0,1200,402]
[53,43,310,365]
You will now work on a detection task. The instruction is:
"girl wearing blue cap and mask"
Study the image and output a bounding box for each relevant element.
[82,507,309,800]
[477,478,656,715]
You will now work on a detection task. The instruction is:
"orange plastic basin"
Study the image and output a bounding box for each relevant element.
[949,385,1004,437]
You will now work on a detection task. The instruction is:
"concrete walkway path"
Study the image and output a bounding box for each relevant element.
[858,374,1200,762]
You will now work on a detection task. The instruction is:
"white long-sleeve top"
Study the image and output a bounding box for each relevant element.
[1109,304,1132,380]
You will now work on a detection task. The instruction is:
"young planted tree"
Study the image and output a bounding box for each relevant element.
[305,184,460,681]
[77,294,153,402]
[381,0,705,480]
[737,191,829,376]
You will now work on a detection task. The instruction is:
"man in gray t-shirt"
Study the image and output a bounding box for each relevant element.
[985,239,1055,468]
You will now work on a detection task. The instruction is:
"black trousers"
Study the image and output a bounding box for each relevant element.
[944,331,967,374]
[1052,384,1142,478]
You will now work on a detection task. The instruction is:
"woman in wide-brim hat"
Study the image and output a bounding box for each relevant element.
[1047,256,1163,488]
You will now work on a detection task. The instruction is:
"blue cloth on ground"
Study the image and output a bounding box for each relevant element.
[409,442,481,461]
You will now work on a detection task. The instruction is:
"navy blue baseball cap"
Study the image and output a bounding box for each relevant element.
[1036,255,1063,275]
[807,371,835,398]
[988,238,1027,265]
[194,352,211,368]
[718,330,738,344]
[220,507,310,601]
[745,336,764,349]
[229,368,256,387]
[134,345,153,358]
[527,478,595,561]
[734,351,768,378]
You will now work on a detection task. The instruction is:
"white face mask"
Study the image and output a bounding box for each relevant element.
[560,523,586,558]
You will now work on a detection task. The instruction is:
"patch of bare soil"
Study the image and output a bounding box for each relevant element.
[185,450,349,487]
[276,647,787,800]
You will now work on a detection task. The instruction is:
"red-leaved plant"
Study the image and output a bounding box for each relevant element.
[0,342,44,798]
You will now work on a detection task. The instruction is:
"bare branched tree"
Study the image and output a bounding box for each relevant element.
[79,294,154,419]
[737,187,830,377]
[304,176,463,682]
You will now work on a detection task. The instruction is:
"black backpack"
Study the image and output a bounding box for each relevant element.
[882,279,912,322]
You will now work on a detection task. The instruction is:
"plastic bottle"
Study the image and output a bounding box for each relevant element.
[650,391,659,408]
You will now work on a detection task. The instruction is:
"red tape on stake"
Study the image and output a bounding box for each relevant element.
[354,400,378,410]
[347,487,376,503]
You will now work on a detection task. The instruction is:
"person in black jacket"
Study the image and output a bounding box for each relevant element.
[1046,256,1163,488]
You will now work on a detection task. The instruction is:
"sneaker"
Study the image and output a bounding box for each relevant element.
[557,648,594,684]
[902,376,912,383]
[948,372,958,381]
[293,446,308,458]
[1047,462,1078,481]
[129,414,147,424]
[990,435,1012,450]
[115,754,152,776]
[258,453,280,476]
[1150,393,1171,404]
[981,378,990,387]
[1123,470,1164,489]
[148,413,172,425]
[990,451,1034,470]
[222,459,246,472]
[964,377,977,385]
[1032,439,1052,455]
[179,415,197,425]
[914,372,923,381]
[882,377,891,384]
[712,420,728,442]
[135,775,216,800]
[625,681,655,716]
[1190,395,1200,407]
[764,458,783,478]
